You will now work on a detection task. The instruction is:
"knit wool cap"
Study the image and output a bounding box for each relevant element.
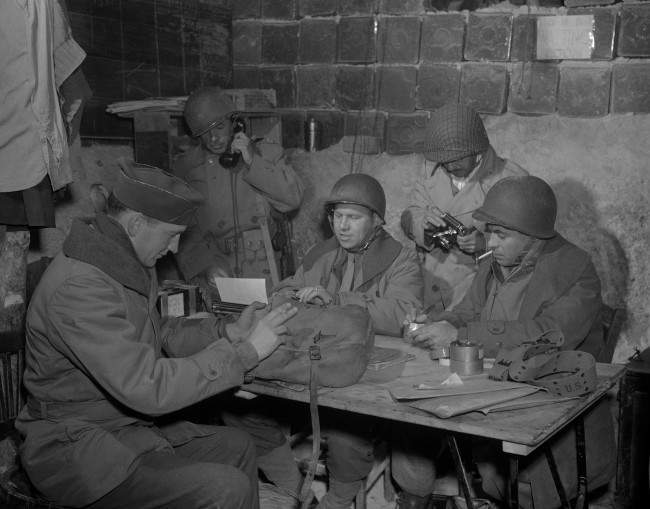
[113,161,204,226]
[423,103,490,163]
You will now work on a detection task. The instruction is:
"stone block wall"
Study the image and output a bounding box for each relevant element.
[230,1,650,360]
[19,0,650,363]
[66,0,233,138]
[285,115,650,363]
[233,1,650,151]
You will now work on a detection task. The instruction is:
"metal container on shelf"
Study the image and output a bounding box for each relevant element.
[305,117,321,152]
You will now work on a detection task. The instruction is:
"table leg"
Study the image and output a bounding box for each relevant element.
[507,455,519,509]
[545,446,570,509]
[575,417,588,509]
[447,435,474,509]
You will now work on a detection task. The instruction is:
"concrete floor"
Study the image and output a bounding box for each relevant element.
[311,476,618,509]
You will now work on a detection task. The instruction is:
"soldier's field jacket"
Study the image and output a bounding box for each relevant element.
[173,142,303,280]
[437,234,604,357]
[275,230,423,337]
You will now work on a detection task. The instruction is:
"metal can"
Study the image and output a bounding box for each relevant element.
[305,117,321,152]
[449,340,484,376]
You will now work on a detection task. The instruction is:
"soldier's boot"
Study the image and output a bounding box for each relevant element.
[396,491,433,509]
[317,477,363,509]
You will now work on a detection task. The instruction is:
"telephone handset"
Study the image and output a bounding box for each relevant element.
[219,116,247,168]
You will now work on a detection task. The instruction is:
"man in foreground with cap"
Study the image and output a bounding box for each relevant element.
[173,86,304,298]
[401,103,527,314]
[15,162,298,509]
[394,175,614,509]
[273,173,423,508]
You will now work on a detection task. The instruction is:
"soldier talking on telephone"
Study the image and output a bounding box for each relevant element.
[172,87,304,303]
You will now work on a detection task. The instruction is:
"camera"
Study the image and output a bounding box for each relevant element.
[218,116,247,168]
[424,212,473,251]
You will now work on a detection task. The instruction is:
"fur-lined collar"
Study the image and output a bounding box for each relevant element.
[303,229,402,290]
[63,214,151,296]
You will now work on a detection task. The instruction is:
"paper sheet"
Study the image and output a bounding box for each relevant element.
[213,277,268,305]
[408,386,541,418]
[386,374,532,401]
[537,15,595,60]
[478,393,581,414]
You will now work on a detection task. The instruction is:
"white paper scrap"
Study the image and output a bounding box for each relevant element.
[213,277,268,305]
[537,15,595,60]
[441,373,464,387]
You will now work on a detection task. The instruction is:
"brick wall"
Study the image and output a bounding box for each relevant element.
[66,0,233,138]
[232,0,650,152]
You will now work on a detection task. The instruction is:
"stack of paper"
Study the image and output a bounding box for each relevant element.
[213,277,268,305]
[383,373,564,418]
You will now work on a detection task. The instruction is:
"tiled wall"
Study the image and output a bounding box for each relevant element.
[232,0,650,152]
[66,0,233,138]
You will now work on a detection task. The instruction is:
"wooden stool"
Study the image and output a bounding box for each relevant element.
[0,329,63,508]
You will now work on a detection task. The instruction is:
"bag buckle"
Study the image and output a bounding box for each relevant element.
[309,345,321,361]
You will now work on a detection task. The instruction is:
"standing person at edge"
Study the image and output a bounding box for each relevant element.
[173,86,304,298]
[400,103,527,313]
[15,162,298,509]
[273,173,423,509]
[173,86,305,501]
[395,176,614,509]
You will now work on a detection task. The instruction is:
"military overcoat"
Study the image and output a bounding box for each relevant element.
[16,215,259,507]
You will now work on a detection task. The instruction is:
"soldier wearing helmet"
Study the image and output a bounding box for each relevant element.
[395,176,613,509]
[277,173,422,335]
[401,103,527,314]
[172,86,304,296]
[271,173,423,509]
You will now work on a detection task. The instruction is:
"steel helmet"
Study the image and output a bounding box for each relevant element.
[325,174,386,221]
[184,87,236,137]
[473,176,557,238]
[424,103,489,163]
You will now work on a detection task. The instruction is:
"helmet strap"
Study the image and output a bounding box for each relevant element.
[345,225,383,254]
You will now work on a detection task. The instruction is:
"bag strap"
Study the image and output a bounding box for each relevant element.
[298,334,322,509]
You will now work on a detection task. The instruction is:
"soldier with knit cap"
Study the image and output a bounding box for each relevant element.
[401,103,527,313]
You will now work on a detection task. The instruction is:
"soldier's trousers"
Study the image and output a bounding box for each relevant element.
[224,399,376,509]
[86,426,259,509]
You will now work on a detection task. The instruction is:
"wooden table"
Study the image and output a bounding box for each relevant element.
[243,336,625,508]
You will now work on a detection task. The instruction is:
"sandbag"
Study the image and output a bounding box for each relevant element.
[252,299,375,387]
